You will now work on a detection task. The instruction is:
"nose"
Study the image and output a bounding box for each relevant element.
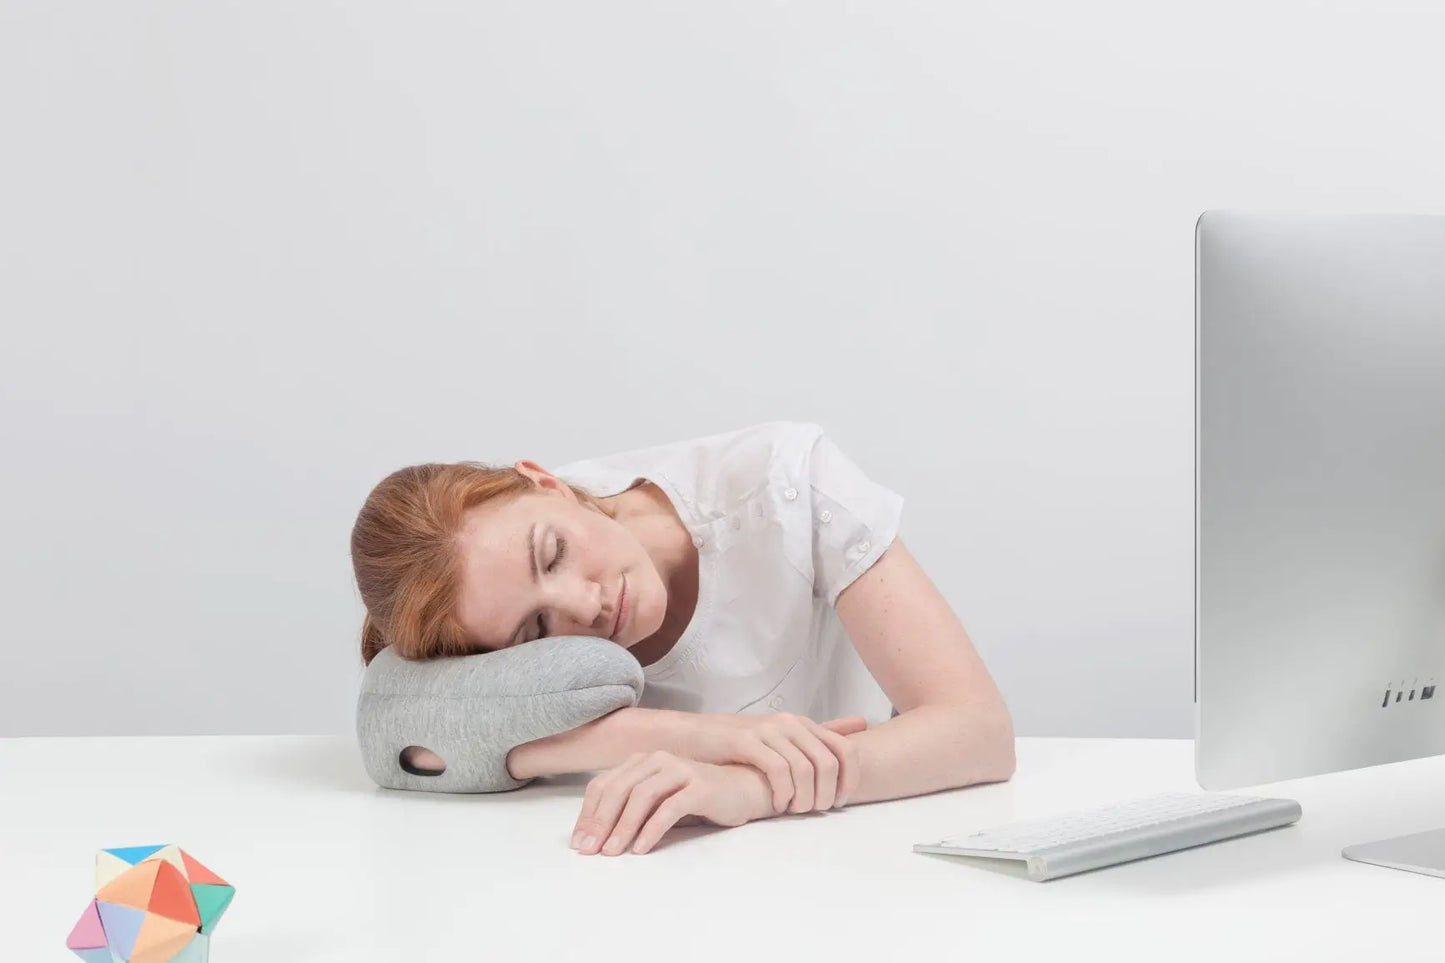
[552,578,611,636]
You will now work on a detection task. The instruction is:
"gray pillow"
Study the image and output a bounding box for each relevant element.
[356,634,645,793]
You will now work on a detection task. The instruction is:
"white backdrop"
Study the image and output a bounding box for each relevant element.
[3,1,1442,737]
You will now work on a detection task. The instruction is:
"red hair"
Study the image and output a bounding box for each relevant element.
[350,462,608,665]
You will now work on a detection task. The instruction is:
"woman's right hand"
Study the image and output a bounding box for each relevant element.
[572,751,778,856]
[669,712,867,813]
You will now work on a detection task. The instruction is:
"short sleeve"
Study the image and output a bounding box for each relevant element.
[805,428,905,606]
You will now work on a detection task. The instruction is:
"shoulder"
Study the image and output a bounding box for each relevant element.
[552,422,836,513]
[678,420,825,471]
[657,421,827,510]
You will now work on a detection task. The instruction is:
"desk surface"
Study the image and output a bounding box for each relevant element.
[4,735,1442,961]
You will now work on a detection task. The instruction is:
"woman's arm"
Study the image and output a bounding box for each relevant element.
[505,706,681,780]
[831,537,1016,804]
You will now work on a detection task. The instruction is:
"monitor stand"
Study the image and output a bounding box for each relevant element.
[1343,828,1445,879]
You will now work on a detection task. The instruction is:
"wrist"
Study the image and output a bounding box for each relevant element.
[721,763,779,822]
[607,707,690,756]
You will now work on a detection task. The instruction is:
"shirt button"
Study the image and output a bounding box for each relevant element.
[692,534,705,549]
[857,539,871,553]
[783,487,798,501]
[819,510,833,524]
[769,695,784,709]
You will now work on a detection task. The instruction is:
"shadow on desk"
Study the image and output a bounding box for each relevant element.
[1072,823,1323,894]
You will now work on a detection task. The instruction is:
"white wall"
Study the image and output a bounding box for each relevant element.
[3,1,1443,737]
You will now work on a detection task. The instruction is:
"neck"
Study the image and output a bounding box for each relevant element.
[605,482,692,595]
[601,482,698,662]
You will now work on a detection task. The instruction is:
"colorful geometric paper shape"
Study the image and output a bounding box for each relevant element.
[69,846,234,963]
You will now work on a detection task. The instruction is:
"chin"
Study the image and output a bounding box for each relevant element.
[624,602,665,648]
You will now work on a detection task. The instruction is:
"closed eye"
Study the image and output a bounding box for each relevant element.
[533,536,568,640]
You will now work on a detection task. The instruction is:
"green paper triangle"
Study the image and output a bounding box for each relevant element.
[104,845,166,865]
[191,884,234,933]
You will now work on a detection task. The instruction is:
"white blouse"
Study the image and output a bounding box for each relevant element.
[552,421,904,725]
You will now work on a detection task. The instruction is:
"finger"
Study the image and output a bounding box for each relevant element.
[786,722,840,812]
[821,716,868,736]
[807,721,856,809]
[838,736,861,807]
[631,791,698,855]
[573,752,648,847]
[761,732,815,813]
[575,753,666,853]
[600,768,690,856]
[734,736,794,813]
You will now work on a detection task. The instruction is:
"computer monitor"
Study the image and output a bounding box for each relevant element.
[1195,211,1445,878]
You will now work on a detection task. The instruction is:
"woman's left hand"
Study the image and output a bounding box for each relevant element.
[570,750,776,856]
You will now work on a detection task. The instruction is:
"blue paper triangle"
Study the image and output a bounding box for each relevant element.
[170,933,210,963]
[96,901,145,959]
[68,949,112,963]
[103,844,167,865]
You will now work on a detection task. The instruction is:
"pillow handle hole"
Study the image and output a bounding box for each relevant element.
[399,745,447,776]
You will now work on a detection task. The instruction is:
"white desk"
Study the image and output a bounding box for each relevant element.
[4,736,1441,961]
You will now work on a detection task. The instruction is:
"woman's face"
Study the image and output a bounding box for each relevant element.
[452,466,667,652]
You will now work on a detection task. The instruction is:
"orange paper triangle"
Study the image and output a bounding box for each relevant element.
[130,912,197,963]
[97,860,162,911]
[148,861,201,927]
[179,850,228,887]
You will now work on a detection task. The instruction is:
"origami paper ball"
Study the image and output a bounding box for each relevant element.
[66,845,234,963]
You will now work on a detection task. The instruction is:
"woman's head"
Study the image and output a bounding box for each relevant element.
[351,461,668,665]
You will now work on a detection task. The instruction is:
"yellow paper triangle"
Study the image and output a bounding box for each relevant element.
[143,844,189,876]
[95,851,133,890]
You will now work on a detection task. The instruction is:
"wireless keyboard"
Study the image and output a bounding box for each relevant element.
[913,792,1302,881]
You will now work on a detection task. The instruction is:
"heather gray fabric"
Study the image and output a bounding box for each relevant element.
[356,635,645,793]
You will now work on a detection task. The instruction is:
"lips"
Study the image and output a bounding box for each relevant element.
[611,577,628,641]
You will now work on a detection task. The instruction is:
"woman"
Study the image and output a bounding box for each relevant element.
[351,421,1014,856]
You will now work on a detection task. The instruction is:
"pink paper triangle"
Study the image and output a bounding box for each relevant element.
[66,900,107,950]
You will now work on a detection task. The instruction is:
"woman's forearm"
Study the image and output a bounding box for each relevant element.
[843,702,1016,805]
[506,707,685,780]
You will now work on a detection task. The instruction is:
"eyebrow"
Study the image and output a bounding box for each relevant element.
[507,523,541,647]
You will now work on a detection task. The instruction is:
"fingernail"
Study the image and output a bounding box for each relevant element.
[579,835,598,852]
[602,838,624,856]
[570,830,583,849]
[631,840,648,854]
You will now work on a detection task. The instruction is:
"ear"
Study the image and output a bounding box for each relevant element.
[514,460,578,501]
